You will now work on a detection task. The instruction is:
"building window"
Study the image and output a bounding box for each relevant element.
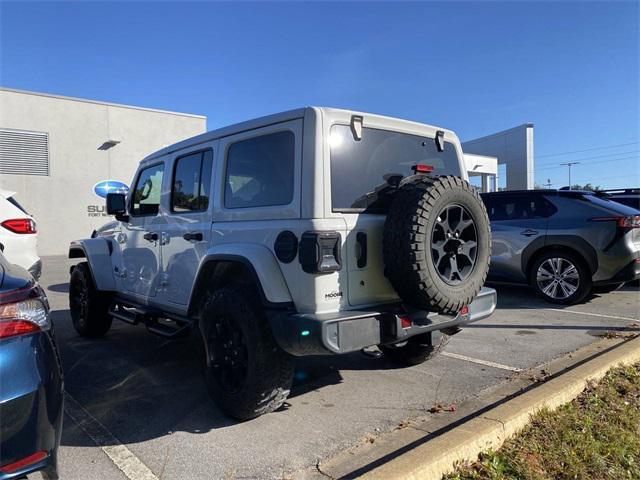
[171,149,213,212]
[0,128,49,176]
[224,130,295,209]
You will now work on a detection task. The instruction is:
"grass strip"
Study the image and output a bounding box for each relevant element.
[445,363,640,480]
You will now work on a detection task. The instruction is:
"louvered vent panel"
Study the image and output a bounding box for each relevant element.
[0,129,50,176]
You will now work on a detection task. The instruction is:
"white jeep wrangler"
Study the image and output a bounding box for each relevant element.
[69,107,496,420]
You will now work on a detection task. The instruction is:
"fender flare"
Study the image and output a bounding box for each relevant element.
[68,239,117,291]
[188,244,293,310]
[522,235,598,276]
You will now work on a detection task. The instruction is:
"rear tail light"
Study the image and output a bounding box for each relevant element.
[1,218,37,234]
[400,316,412,329]
[591,215,640,228]
[0,285,49,340]
[0,450,47,473]
[459,306,469,316]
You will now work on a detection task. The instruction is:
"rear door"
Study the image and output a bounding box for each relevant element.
[483,193,554,282]
[158,144,216,305]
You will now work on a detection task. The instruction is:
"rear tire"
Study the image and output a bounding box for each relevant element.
[530,251,591,305]
[69,262,113,337]
[380,332,448,366]
[198,285,294,420]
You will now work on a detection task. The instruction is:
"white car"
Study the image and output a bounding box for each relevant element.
[69,107,496,420]
[0,189,40,278]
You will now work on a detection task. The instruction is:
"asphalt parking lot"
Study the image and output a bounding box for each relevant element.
[35,256,639,480]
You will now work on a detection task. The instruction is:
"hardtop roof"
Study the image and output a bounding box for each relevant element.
[140,106,453,164]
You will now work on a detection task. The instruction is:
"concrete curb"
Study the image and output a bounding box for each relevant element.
[359,335,640,480]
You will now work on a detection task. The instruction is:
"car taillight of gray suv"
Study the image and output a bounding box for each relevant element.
[481,189,640,304]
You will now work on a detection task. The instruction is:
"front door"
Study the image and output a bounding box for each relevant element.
[483,193,554,282]
[121,162,165,298]
[159,146,215,305]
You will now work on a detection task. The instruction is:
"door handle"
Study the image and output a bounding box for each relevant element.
[356,232,367,268]
[143,232,158,242]
[183,232,203,242]
[521,229,539,237]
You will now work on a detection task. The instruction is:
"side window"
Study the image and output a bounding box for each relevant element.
[535,196,558,218]
[131,164,164,216]
[171,149,213,212]
[224,131,295,209]
[483,195,514,221]
[484,195,557,221]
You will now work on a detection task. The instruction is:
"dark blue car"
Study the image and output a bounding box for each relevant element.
[0,253,63,479]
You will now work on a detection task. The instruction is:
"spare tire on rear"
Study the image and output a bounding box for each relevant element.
[383,175,491,314]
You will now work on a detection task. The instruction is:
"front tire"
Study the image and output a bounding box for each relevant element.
[380,332,448,366]
[530,251,591,305]
[69,262,113,337]
[198,286,294,420]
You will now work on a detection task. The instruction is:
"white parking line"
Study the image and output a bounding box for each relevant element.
[441,352,522,372]
[65,394,159,480]
[523,306,640,323]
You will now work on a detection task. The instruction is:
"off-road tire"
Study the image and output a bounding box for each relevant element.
[69,262,113,337]
[380,332,448,366]
[383,175,491,314]
[198,285,294,420]
[530,250,591,305]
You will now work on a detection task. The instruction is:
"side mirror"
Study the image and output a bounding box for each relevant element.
[106,193,129,222]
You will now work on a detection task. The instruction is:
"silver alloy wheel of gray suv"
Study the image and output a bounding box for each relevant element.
[536,257,580,300]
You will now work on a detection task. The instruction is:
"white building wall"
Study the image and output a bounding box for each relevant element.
[462,124,534,190]
[0,88,206,255]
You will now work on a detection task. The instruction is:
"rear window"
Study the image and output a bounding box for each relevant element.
[330,125,461,211]
[609,196,640,210]
[581,193,640,215]
[7,196,29,215]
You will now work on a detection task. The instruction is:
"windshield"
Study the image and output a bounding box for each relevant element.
[330,125,461,211]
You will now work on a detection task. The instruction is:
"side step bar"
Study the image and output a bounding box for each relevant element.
[108,301,193,338]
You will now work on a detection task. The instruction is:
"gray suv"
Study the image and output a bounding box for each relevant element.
[481,190,640,304]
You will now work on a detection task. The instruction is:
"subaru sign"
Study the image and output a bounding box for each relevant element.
[93,180,129,199]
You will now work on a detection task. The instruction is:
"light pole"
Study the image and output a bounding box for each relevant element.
[560,162,580,189]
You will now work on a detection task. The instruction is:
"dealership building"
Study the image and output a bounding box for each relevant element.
[0,88,206,255]
[0,87,532,256]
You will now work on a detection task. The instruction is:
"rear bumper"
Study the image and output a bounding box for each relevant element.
[270,287,497,356]
[0,332,64,480]
[593,257,640,286]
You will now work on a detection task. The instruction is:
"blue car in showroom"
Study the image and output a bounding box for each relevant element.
[0,252,63,479]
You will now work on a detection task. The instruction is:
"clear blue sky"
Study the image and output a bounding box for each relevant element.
[1,1,638,189]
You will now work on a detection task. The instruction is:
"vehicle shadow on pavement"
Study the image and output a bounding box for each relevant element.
[47,283,70,293]
[488,283,639,310]
[51,308,403,447]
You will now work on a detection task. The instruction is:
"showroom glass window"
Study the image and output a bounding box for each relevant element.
[171,149,213,212]
[131,164,164,216]
[224,131,295,209]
